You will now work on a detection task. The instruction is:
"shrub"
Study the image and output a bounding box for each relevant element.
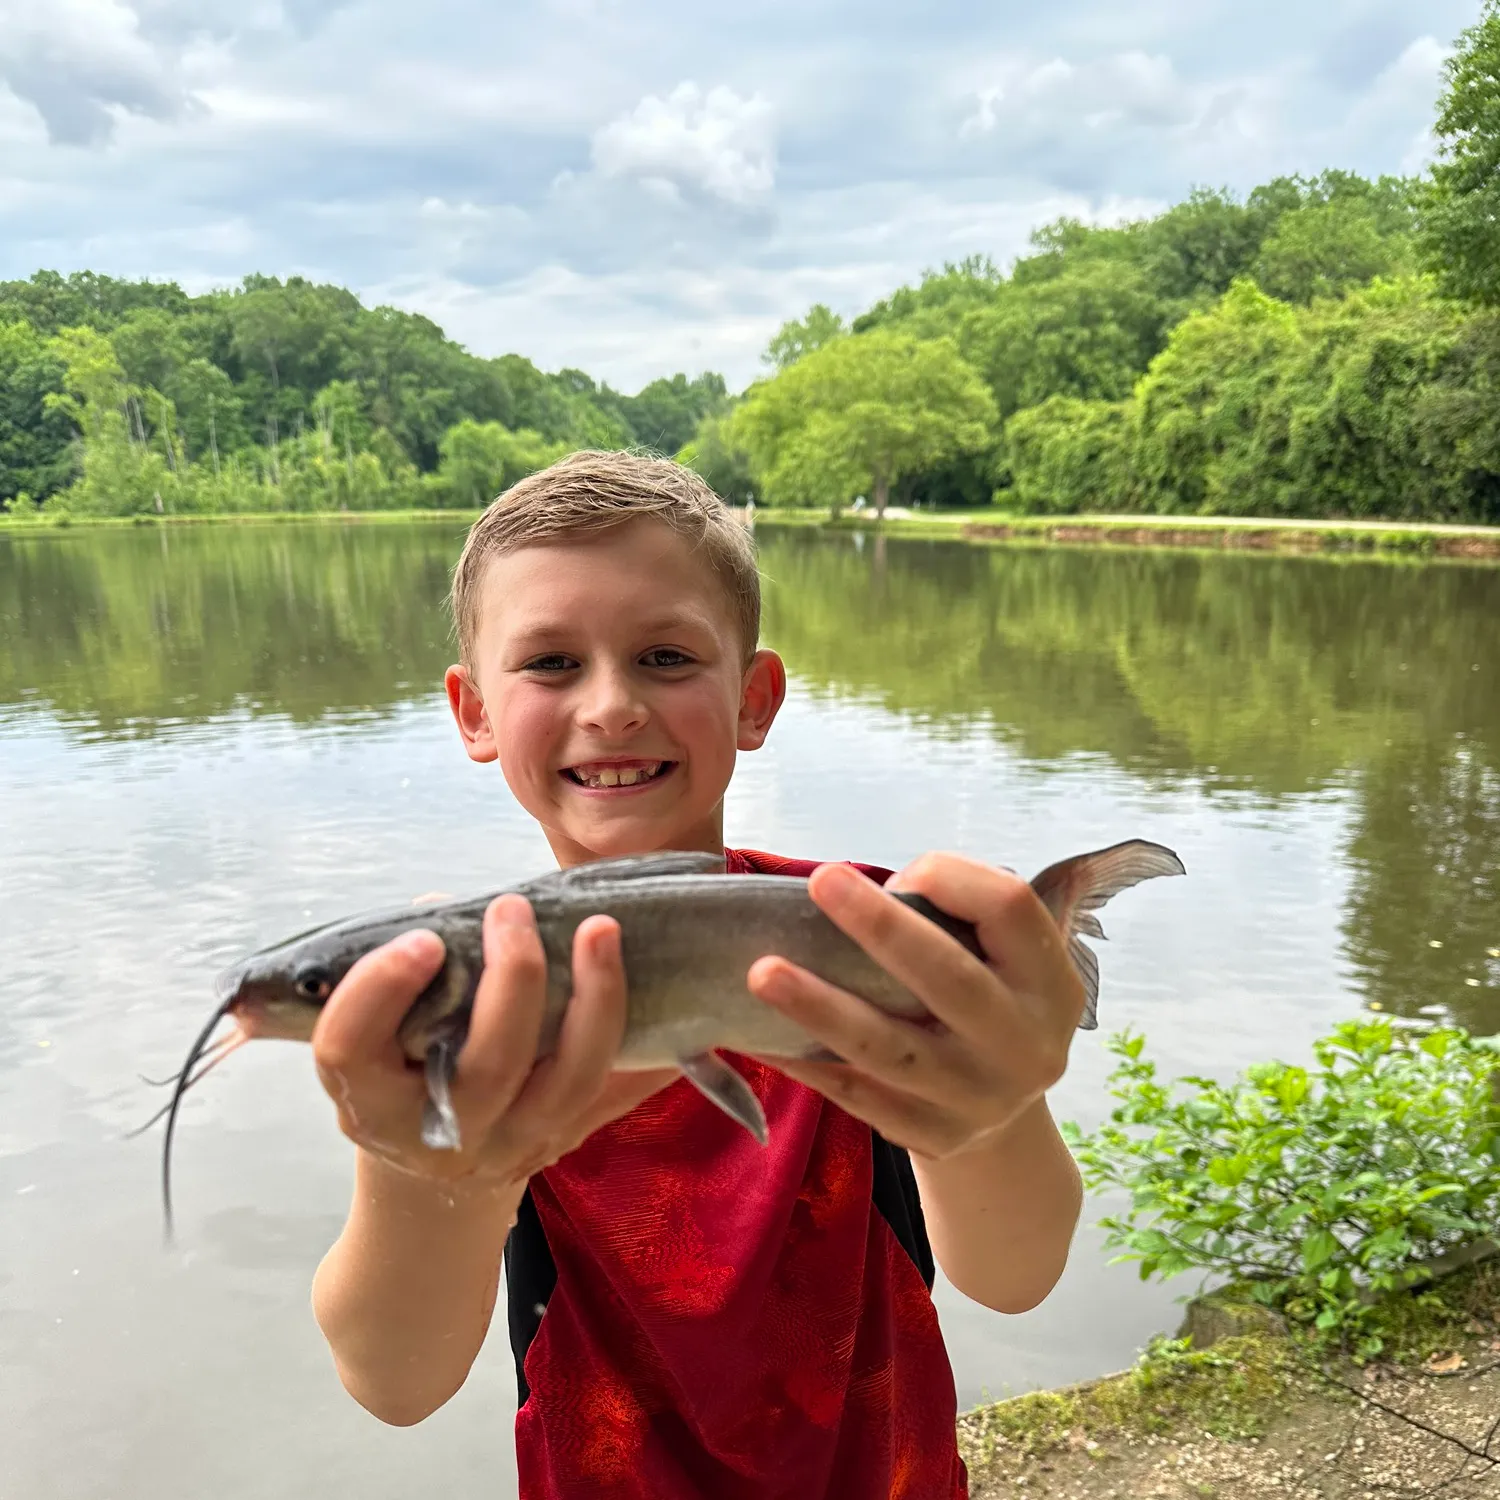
[1063,1020,1500,1358]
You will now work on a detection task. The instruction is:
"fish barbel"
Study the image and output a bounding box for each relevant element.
[149,840,1184,1232]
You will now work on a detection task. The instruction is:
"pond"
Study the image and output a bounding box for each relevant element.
[2,521,1496,1499]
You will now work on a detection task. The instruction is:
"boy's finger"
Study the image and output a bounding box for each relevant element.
[312,929,447,1079]
[747,955,948,1093]
[524,915,629,1120]
[763,1054,960,1158]
[452,895,550,1128]
[804,860,1018,1038]
[888,854,1082,1016]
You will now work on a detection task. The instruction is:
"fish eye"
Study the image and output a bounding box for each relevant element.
[293,962,334,1002]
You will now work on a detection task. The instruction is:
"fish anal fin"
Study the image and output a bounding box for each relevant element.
[679,1051,768,1145]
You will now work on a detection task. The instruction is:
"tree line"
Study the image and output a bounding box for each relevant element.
[3,1,1497,524]
[0,271,730,517]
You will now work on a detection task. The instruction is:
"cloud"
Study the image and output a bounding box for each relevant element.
[0,0,188,145]
[591,82,776,206]
[0,0,1480,391]
[960,52,1199,140]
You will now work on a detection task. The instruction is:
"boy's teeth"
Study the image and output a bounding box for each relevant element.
[573,760,664,789]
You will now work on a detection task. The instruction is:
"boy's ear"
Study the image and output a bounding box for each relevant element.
[446,664,498,763]
[737,649,787,752]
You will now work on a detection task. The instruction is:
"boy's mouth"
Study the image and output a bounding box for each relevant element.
[562,759,675,791]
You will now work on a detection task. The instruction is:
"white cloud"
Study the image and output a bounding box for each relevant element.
[1348,36,1452,175]
[592,82,776,206]
[0,0,188,144]
[0,0,1481,393]
[959,51,1221,144]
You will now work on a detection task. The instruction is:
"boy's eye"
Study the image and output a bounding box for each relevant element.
[641,648,693,669]
[522,654,578,673]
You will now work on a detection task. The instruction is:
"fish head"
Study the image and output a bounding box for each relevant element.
[213,915,404,1043]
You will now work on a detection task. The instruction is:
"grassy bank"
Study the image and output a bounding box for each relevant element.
[0,508,481,533]
[959,1256,1500,1498]
[752,508,1500,560]
[5,506,1499,561]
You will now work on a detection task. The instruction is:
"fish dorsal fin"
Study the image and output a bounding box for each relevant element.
[1030,839,1185,1031]
[550,852,728,887]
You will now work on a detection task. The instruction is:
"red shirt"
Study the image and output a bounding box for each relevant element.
[506,849,968,1499]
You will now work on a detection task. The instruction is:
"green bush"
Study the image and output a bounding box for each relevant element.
[1062,1020,1500,1357]
[1004,395,1135,513]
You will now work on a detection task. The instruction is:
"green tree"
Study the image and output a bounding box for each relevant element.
[1253,198,1408,304]
[1005,396,1134,513]
[764,304,847,370]
[731,331,997,517]
[676,412,758,506]
[958,262,1172,420]
[44,325,182,516]
[434,420,569,509]
[614,371,730,454]
[1131,280,1303,513]
[0,320,74,504]
[1420,0,1500,305]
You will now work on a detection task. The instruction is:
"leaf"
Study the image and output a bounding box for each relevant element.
[1302,1230,1340,1272]
[1425,1351,1467,1374]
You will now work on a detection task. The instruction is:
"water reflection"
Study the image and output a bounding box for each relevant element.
[0,523,462,734]
[1,521,1496,1035]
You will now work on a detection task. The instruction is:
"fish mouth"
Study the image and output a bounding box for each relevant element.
[561,758,675,791]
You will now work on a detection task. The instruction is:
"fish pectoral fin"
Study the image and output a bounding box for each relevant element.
[420,1036,463,1152]
[678,1051,768,1146]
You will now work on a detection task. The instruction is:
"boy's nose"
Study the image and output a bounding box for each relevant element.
[576,667,649,735]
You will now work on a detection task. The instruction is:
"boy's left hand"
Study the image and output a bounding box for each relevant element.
[747,853,1084,1161]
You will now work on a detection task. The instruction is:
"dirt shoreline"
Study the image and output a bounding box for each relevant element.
[960,518,1500,560]
[957,1261,1500,1498]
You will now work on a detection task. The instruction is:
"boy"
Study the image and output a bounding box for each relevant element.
[308,451,1086,1499]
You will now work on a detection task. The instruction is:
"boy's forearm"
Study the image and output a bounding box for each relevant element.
[912,1097,1082,1315]
[312,1150,524,1425]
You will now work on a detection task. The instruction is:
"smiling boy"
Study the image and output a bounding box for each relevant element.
[308,451,1086,1499]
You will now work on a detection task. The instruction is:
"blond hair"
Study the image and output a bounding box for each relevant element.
[450,449,760,665]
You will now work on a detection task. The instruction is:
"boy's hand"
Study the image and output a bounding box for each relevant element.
[311,896,675,1192]
[747,854,1084,1161]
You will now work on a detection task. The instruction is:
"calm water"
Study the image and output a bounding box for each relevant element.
[2,523,1497,1499]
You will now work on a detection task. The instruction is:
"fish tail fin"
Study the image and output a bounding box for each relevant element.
[1030,840,1186,1030]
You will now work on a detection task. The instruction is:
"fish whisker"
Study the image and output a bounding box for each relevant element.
[126,1032,248,1139]
[161,998,240,1243]
[138,1030,240,1088]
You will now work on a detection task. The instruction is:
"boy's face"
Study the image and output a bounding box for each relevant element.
[446,518,786,867]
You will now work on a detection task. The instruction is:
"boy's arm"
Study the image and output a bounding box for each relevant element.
[910,1097,1081,1313]
[306,901,676,1424]
[747,854,1088,1314]
[312,1156,521,1425]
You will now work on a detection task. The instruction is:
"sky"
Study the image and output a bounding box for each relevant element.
[0,0,1481,391]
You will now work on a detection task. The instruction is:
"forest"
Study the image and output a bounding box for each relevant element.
[2,0,1497,524]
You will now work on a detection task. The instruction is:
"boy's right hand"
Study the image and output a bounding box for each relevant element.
[310,894,675,1193]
